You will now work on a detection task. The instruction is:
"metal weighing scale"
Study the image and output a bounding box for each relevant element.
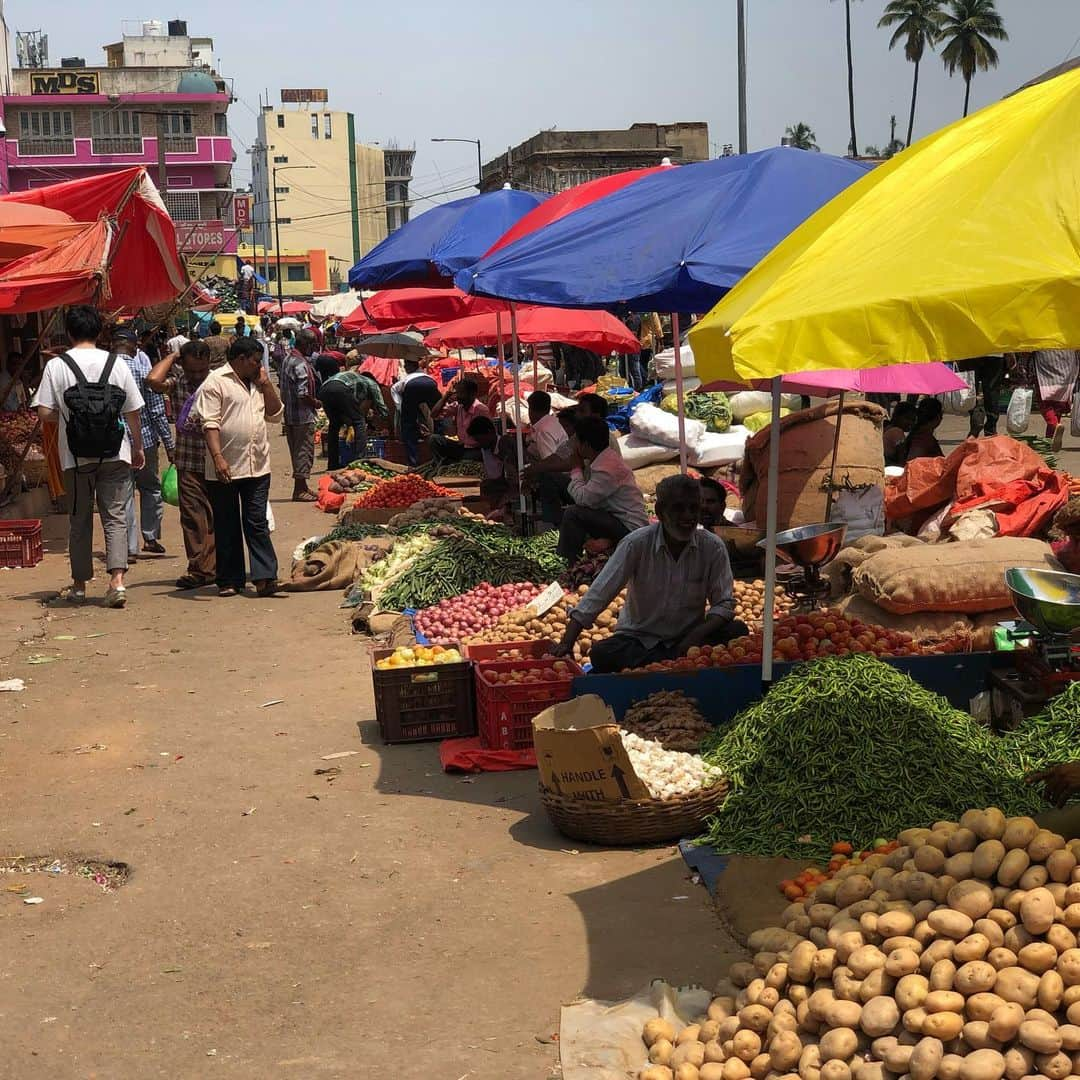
[758,522,848,610]
[989,567,1080,727]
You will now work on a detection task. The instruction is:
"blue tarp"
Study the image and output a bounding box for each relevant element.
[607,383,663,433]
[348,187,549,289]
[455,149,872,313]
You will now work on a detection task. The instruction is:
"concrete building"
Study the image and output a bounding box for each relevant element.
[252,94,415,287]
[481,122,709,193]
[0,18,236,271]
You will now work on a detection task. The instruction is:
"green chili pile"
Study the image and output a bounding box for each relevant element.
[699,655,1046,860]
[1000,680,1080,774]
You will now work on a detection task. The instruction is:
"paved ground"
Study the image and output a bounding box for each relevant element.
[0,448,748,1080]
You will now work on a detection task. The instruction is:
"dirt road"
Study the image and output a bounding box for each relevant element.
[0,461,740,1079]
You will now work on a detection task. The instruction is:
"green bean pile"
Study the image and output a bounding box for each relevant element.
[376,537,557,611]
[1000,681,1080,774]
[699,655,1046,860]
[392,518,565,578]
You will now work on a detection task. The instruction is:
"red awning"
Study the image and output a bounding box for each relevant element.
[0,168,187,312]
[424,306,640,354]
[347,286,509,333]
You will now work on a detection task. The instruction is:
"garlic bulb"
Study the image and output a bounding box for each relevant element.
[619,730,724,799]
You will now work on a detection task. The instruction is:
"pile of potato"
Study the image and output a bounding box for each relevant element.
[387,499,486,530]
[622,691,712,752]
[639,807,1080,1080]
[464,585,625,661]
[734,579,795,627]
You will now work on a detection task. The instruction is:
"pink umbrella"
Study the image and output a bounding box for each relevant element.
[699,361,967,396]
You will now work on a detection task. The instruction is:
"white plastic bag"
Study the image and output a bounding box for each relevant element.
[937,370,976,416]
[652,344,696,382]
[616,434,679,469]
[629,402,706,452]
[1071,391,1080,437]
[728,390,804,421]
[688,427,751,467]
[266,501,276,533]
[829,486,885,544]
[1006,387,1033,434]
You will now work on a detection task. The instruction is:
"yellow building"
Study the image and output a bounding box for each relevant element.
[252,96,415,277]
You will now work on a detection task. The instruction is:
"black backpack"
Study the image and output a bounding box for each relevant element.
[59,352,128,460]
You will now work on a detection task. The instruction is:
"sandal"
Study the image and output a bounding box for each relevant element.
[218,586,239,598]
[58,586,86,605]
[292,491,318,503]
[254,580,281,598]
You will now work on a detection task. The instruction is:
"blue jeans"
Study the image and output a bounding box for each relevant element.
[126,444,163,552]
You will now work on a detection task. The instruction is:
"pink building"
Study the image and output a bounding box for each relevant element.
[0,21,238,263]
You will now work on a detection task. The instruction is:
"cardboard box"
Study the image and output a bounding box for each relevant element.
[533,695,650,803]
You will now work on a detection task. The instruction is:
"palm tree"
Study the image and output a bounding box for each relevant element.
[785,123,820,151]
[939,0,1008,117]
[831,0,862,157]
[878,0,946,147]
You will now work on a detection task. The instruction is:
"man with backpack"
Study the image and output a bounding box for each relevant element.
[32,306,146,608]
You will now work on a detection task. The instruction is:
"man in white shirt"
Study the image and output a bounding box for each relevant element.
[526,391,566,462]
[551,475,744,672]
[557,415,649,561]
[32,305,145,608]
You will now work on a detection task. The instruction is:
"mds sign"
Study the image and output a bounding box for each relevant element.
[30,71,100,95]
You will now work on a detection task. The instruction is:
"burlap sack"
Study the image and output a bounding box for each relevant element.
[632,463,684,496]
[741,400,886,531]
[836,594,973,643]
[854,537,1061,614]
[825,533,926,598]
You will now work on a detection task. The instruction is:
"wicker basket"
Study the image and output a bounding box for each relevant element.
[539,781,729,847]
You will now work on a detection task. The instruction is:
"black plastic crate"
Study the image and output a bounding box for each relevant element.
[372,646,475,744]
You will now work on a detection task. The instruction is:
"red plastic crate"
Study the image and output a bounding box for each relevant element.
[371,645,475,744]
[475,656,583,751]
[463,640,549,662]
[0,519,43,568]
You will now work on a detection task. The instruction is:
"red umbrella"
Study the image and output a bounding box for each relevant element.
[482,163,674,258]
[425,305,639,354]
[342,286,507,333]
[260,299,311,316]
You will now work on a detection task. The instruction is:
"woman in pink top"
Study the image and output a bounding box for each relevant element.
[427,376,490,465]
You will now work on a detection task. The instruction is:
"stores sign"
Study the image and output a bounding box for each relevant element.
[280,88,328,103]
[31,71,100,95]
[178,220,227,252]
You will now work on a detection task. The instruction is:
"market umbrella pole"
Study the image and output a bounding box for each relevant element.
[495,310,506,434]
[823,390,846,523]
[671,312,688,473]
[510,303,526,516]
[761,376,783,689]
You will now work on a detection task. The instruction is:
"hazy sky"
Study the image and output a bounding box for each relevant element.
[11,1,1079,208]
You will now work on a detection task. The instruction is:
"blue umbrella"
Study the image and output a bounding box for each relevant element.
[454,149,873,312]
[348,184,549,289]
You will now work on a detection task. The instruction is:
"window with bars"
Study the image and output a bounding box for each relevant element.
[164,191,201,222]
[310,114,319,140]
[273,154,288,164]
[92,110,141,137]
[18,110,73,140]
[324,114,332,140]
[286,264,310,281]
[275,186,290,194]
[162,112,193,136]
[277,217,292,225]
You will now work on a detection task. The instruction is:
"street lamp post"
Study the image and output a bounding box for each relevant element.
[431,137,483,190]
[271,163,315,309]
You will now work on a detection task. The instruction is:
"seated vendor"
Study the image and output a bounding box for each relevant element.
[551,475,748,673]
[557,415,649,562]
[883,401,918,466]
[699,477,728,529]
[464,415,511,505]
[426,376,490,465]
[522,395,617,523]
[900,398,945,463]
[526,390,567,461]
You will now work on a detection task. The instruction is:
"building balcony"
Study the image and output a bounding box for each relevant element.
[91,136,143,155]
[164,135,197,154]
[16,137,75,156]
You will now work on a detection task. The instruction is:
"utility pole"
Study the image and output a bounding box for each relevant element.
[737,0,748,154]
[890,114,898,149]
[157,112,169,195]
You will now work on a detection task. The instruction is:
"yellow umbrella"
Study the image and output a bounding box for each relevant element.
[690,66,1080,384]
